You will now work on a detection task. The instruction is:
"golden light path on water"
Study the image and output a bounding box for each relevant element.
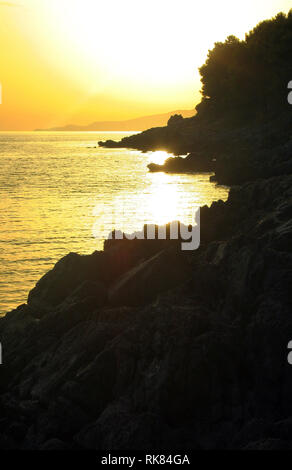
[92,170,203,238]
[0,132,229,315]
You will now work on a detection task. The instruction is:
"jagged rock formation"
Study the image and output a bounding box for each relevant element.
[100,110,292,185]
[1,174,292,449]
[147,153,213,173]
[1,10,292,451]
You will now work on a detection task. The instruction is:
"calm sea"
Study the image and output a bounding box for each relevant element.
[0,131,229,315]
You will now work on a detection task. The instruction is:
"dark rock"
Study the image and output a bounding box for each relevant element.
[75,406,170,450]
[27,251,106,315]
[148,153,213,173]
[40,438,71,450]
[244,438,290,450]
[109,248,191,306]
[98,140,121,148]
[58,280,108,311]
[99,107,292,186]
[1,172,292,450]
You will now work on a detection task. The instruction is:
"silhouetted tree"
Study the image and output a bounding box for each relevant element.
[197,10,292,119]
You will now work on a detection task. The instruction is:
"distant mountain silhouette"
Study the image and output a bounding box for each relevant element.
[36,109,195,132]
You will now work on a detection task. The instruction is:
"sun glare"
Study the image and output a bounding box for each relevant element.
[40,0,292,92]
[146,174,181,225]
[33,0,262,97]
[148,151,170,165]
[2,0,292,129]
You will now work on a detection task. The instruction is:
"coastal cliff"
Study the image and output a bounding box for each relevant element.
[99,12,292,186]
[1,11,292,450]
[99,105,292,186]
[0,172,292,449]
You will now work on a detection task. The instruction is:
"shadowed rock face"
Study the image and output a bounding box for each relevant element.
[0,174,292,449]
[147,153,213,174]
[98,117,197,156]
[2,13,292,449]
[108,249,191,307]
[99,110,292,186]
[27,235,179,316]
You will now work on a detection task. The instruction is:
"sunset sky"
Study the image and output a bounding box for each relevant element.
[0,0,291,130]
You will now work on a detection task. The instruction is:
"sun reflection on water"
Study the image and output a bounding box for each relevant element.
[0,134,229,314]
[147,150,170,165]
[92,169,208,241]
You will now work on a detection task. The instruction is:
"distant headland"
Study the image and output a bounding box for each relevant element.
[2,10,292,451]
[35,109,195,132]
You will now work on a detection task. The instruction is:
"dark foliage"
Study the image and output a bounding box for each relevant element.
[197,11,292,119]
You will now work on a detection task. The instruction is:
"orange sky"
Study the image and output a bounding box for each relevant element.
[0,0,291,130]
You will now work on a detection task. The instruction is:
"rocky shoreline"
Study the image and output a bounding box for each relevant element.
[99,110,292,186]
[1,10,292,451]
[147,152,213,174]
[0,169,292,449]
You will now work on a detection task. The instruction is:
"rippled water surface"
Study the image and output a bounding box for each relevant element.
[0,131,229,314]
